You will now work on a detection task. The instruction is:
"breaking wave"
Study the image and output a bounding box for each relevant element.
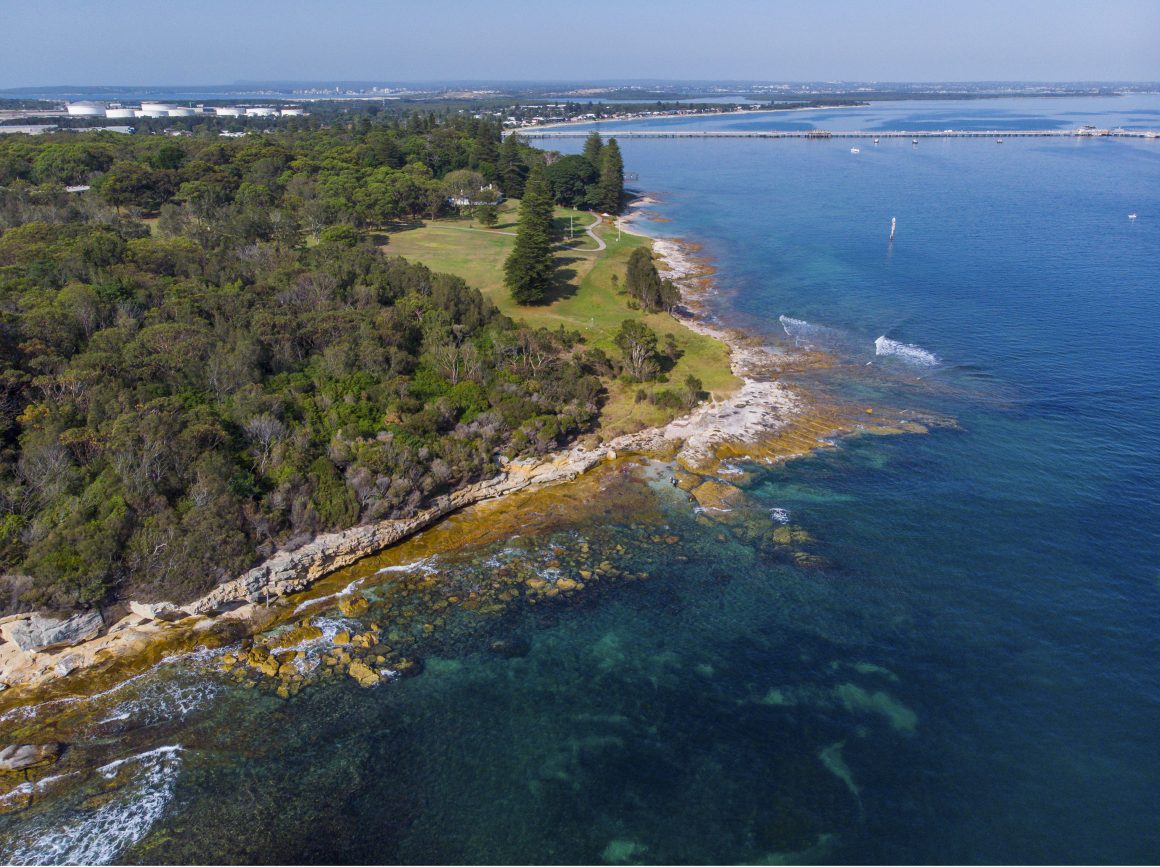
[292,575,367,614]
[376,556,438,575]
[0,745,183,865]
[779,315,841,348]
[0,647,225,728]
[874,335,939,367]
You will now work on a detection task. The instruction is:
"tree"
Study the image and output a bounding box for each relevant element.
[582,131,604,167]
[614,319,660,381]
[597,137,625,214]
[624,246,681,312]
[503,163,554,304]
[32,144,112,185]
[473,120,500,181]
[546,154,598,208]
[682,374,704,409]
[442,169,485,205]
[98,162,175,212]
[473,186,501,227]
[498,132,528,199]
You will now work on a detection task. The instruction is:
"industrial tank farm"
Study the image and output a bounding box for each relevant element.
[64,101,305,119]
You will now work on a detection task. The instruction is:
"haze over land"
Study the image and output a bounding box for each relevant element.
[2,0,1158,87]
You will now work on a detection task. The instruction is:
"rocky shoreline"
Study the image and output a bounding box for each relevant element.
[0,193,908,709]
[0,439,643,696]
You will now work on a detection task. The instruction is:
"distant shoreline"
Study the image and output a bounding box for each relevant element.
[521,102,863,132]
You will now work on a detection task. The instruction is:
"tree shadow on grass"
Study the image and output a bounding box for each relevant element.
[380,220,428,235]
[537,259,581,304]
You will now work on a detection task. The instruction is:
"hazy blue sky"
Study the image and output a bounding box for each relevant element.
[2,0,1157,87]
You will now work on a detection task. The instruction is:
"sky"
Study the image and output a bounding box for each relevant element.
[1,0,1157,88]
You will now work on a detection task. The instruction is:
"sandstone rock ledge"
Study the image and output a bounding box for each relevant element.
[0,440,629,694]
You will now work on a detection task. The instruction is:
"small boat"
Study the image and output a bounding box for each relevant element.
[850,147,860,154]
[996,138,1004,144]
[912,138,919,145]
[873,137,880,144]
[1128,213,1137,220]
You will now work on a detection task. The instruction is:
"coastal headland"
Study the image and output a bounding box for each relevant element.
[0,192,939,728]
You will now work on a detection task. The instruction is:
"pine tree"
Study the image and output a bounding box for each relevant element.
[582,131,604,167]
[504,163,554,304]
[598,137,624,214]
[498,132,528,199]
[474,120,500,181]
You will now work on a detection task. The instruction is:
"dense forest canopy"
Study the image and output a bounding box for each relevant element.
[0,116,621,613]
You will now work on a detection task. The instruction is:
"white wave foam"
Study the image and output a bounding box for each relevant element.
[279,616,354,674]
[1,746,183,866]
[779,315,841,348]
[0,772,80,811]
[292,575,367,614]
[0,646,226,727]
[770,508,791,524]
[874,336,939,367]
[95,679,220,729]
[376,556,437,575]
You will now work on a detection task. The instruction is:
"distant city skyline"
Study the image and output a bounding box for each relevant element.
[2,0,1158,88]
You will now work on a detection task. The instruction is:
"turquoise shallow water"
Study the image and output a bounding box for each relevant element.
[2,96,1159,864]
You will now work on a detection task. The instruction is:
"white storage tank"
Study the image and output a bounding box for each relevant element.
[140,102,176,113]
[214,107,242,117]
[135,110,167,118]
[245,107,278,117]
[67,102,106,117]
[105,108,137,119]
[166,107,196,117]
[279,108,305,116]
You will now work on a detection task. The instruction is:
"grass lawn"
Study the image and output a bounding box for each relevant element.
[379,201,739,437]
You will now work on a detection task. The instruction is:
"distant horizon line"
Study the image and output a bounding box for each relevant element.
[4,78,1160,92]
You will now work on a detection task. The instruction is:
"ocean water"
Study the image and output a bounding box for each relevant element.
[2,96,1159,865]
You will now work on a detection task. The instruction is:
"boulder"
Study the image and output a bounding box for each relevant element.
[127,601,187,622]
[54,654,82,677]
[0,743,61,772]
[338,594,369,618]
[347,660,380,687]
[0,610,104,652]
[268,623,324,650]
[691,479,746,513]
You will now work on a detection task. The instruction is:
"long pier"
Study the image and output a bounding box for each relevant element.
[517,128,1158,140]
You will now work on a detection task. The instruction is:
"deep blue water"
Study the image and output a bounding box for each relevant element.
[2,97,1159,865]
[548,95,1160,862]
